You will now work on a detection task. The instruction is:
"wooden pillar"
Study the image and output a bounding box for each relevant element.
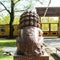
[40,17,42,29]
[58,16,60,37]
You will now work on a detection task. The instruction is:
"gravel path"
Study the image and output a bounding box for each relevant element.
[44,38,60,48]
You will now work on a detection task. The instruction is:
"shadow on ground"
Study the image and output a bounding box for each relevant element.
[51,53,60,60]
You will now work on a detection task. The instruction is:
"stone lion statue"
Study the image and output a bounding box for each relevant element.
[16,11,45,56]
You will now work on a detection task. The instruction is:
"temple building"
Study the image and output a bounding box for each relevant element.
[36,7,60,37]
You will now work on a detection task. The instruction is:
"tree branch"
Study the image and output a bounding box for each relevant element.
[14,0,20,5]
[0,9,5,12]
[36,0,43,5]
[0,1,11,14]
[15,10,25,12]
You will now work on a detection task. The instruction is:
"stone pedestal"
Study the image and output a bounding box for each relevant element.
[14,52,49,60]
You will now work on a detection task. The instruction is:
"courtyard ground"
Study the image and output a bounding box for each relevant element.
[0,37,60,60]
[0,39,16,60]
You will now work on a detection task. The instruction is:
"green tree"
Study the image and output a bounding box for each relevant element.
[0,0,20,38]
[0,0,51,38]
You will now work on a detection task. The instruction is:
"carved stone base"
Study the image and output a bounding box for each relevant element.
[14,52,49,60]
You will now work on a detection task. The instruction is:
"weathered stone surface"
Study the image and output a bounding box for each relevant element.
[20,11,40,28]
[14,11,49,60]
[16,27,44,55]
[14,52,49,60]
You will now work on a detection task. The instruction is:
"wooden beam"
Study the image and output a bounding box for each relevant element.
[36,7,60,16]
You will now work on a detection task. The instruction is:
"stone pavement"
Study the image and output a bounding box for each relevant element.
[44,37,60,57]
[44,37,60,48]
[43,37,60,60]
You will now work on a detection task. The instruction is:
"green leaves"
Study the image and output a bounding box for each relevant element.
[0,15,10,24]
[13,17,19,24]
[0,15,20,24]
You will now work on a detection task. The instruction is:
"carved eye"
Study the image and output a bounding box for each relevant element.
[28,31,33,36]
[39,34,41,36]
